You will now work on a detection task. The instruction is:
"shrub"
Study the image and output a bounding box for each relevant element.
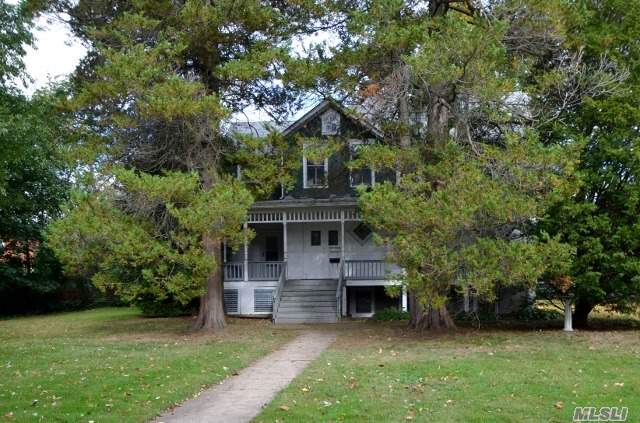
[373,307,410,321]
[515,306,562,321]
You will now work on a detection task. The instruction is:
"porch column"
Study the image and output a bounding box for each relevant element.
[243,222,248,282]
[463,286,470,313]
[401,286,408,312]
[223,240,227,263]
[282,211,288,279]
[472,289,478,312]
[342,286,347,317]
[341,210,347,316]
[340,210,345,263]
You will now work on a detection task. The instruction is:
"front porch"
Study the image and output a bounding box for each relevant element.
[222,259,393,283]
[221,201,407,319]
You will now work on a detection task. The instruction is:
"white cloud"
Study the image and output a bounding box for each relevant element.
[7,0,86,94]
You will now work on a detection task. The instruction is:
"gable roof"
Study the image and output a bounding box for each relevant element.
[226,99,384,140]
[227,121,291,138]
[281,99,384,139]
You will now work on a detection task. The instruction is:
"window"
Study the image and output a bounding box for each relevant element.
[305,158,327,187]
[328,230,339,246]
[321,109,340,135]
[352,222,372,242]
[310,230,321,246]
[349,140,374,187]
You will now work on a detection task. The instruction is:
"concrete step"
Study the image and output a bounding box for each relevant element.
[285,280,337,288]
[287,279,337,283]
[275,316,338,324]
[285,285,337,291]
[278,305,336,312]
[279,297,335,304]
[281,288,336,295]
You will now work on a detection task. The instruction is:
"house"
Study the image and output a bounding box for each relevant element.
[223,99,407,323]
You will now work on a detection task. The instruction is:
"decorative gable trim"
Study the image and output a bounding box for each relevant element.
[281,99,384,139]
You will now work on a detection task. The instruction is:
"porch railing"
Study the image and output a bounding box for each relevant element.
[336,260,345,320]
[223,261,284,281]
[272,262,287,322]
[249,261,283,280]
[344,260,386,280]
[224,262,244,281]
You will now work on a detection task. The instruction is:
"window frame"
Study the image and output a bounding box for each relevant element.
[328,230,339,246]
[310,230,322,246]
[351,222,373,245]
[348,139,376,188]
[302,155,329,189]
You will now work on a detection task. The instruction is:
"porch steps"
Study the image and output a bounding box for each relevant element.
[274,279,338,324]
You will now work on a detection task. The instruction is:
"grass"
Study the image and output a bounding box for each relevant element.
[0,307,294,423]
[255,321,640,422]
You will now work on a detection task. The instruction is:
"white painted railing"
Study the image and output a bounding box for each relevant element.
[272,262,287,322]
[336,260,345,320]
[247,211,283,223]
[247,208,362,223]
[344,260,386,280]
[248,261,283,280]
[224,262,244,281]
[224,261,284,281]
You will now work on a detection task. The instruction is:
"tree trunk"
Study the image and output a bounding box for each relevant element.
[409,292,456,330]
[563,298,573,332]
[573,298,594,329]
[193,236,226,330]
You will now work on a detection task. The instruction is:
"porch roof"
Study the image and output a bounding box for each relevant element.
[248,197,361,223]
[251,196,357,209]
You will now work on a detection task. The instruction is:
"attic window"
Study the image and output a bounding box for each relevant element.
[352,222,372,242]
[321,109,340,135]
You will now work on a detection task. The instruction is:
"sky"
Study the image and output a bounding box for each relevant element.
[8,1,331,120]
[7,0,86,95]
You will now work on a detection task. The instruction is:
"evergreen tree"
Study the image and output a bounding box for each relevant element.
[309,0,618,329]
[44,0,320,329]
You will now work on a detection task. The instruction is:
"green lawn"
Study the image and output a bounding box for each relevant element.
[255,322,640,422]
[0,307,294,423]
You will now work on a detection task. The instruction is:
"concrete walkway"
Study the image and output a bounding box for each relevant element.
[154,331,336,423]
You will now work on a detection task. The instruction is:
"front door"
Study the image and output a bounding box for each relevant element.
[302,224,339,279]
[265,235,279,261]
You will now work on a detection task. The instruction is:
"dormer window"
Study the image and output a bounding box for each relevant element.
[321,109,340,135]
[303,156,328,188]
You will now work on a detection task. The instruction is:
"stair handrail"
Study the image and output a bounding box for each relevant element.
[336,260,345,320]
[272,262,286,323]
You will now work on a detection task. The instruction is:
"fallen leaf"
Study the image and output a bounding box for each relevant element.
[279,405,290,411]
[554,401,564,409]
